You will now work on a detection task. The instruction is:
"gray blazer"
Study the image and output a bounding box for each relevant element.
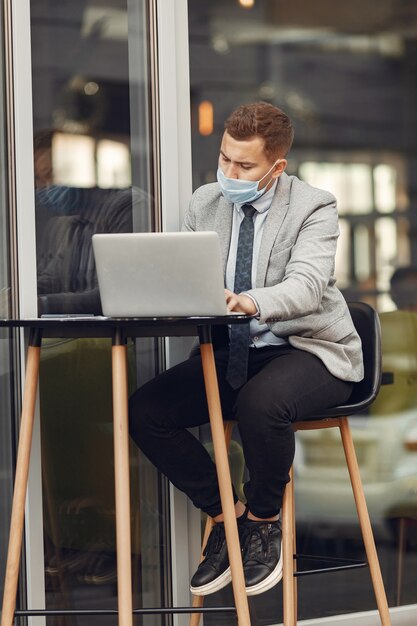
[183,171,364,383]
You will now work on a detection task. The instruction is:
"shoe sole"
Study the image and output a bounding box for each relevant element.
[245,549,283,596]
[190,566,231,596]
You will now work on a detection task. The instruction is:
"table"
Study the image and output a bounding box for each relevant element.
[0,315,253,626]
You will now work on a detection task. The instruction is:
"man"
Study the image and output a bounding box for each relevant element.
[129,102,364,596]
[390,266,417,311]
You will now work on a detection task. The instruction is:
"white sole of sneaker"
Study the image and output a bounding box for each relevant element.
[190,566,232,596]
[245,549,283,596]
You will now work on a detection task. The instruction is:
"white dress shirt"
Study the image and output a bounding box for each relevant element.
[225,180,287,348]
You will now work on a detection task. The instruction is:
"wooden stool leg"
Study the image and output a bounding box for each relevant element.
[339,417,392,626]
[1,344,41,626]
[190,422,235,626]
[395,518,406,606]
[282,466,296,626]
[291,466,298,623]
[200,343,251,626]
[112,341,133,626]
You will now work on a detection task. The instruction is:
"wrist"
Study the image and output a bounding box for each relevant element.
[240,293,258,316]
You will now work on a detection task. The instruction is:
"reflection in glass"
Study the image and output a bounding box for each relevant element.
[51,133,132,189]
[30,2,169,624]
[31,0,155,317]
[52,133,96,187]
[97,139,131,188]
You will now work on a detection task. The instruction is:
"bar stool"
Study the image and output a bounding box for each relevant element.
[191,302,392,626]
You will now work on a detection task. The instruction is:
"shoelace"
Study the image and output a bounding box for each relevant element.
[240,523,273,565]
[203,524,225,560]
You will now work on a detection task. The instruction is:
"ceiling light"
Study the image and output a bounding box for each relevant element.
[198,101,214,136]
[238,0,255,8]
[84,81,100,96]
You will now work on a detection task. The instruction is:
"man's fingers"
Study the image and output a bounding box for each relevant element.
[225,291,257,315]
[227,298,238,312]
[225,291,239,311]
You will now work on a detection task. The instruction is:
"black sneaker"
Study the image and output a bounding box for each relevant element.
[241,519,282,596]
[190,523,231,595]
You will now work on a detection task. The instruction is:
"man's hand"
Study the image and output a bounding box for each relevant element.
[225,289,257,314]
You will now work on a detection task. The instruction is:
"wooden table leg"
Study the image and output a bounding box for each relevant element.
[199,339,251,626]
[112,332,133,626]
[1,331,42,626]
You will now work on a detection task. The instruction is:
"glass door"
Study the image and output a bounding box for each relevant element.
[29,1,170,624]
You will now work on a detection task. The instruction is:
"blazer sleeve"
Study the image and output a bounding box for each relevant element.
[182,210,195,232]
[181,192,199,232]
[247,197,339,323]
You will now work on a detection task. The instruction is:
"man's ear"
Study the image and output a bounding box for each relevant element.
[272,159,287,179]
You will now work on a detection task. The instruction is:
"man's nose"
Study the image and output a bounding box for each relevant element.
[224,163,239,179]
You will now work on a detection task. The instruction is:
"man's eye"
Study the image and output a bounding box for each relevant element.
[241,165,251,171]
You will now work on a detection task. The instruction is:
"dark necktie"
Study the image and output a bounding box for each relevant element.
[226,204,256,389]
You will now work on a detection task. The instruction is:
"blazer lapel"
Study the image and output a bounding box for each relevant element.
[256,172,292,287]
[214,195,233,275]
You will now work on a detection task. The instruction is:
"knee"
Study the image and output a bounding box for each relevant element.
[234,385,294,433]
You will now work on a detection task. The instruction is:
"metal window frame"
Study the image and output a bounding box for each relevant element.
[6,3,44,626]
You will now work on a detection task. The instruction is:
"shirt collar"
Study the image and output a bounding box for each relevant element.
[235,178,278,215]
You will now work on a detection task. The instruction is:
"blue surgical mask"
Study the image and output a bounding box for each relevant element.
[217,159,280,205]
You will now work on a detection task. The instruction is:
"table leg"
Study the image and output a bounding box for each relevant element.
[199,338,251,626]
[1,333,42,626]
[112,334,133,626]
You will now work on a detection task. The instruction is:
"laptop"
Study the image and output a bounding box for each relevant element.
[92,231,229,317]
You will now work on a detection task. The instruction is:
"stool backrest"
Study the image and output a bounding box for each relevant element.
[348,301,382,408]
[320,301,382,417]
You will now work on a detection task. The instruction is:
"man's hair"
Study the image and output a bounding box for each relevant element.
[390,266,417,310]
[224,102,294,160]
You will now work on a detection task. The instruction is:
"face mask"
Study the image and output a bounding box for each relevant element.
[217,159,280,204]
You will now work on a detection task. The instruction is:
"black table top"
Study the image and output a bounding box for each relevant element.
[0,314,252,340]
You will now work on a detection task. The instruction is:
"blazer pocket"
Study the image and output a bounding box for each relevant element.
[269,237,296,258]
[266,240,295,281]
[312,317,356,342]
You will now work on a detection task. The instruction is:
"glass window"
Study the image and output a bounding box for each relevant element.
[188,0,417,622]
[299,157,406,307]
[30,2,170,622]
[32,0,155,317]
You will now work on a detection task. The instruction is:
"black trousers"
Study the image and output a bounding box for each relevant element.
[129,343,353,519]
